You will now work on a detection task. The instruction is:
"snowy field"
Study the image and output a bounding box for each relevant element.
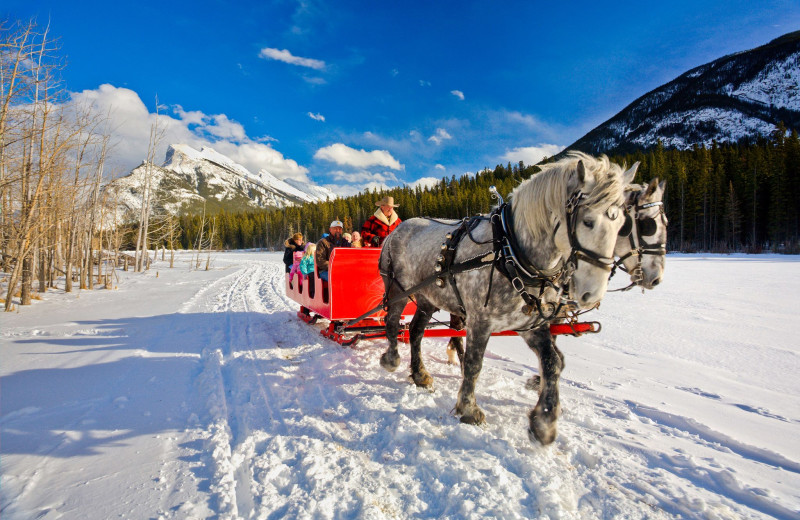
[1,251,799,519]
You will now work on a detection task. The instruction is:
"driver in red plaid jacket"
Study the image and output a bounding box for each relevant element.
[361,195,401,247]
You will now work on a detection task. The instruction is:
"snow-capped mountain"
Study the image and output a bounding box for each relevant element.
[567,30,800,155]
[106,144,334,216]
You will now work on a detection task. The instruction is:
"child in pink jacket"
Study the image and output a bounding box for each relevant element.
[289,248,304,283]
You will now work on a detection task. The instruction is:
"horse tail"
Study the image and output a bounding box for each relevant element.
[378,234,393,292]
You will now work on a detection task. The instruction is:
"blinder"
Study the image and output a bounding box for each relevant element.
[618,200,663,237]
[638,216,658,237]
[618,214,633,237]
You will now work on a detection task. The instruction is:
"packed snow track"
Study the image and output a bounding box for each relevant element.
[1,252,798,519]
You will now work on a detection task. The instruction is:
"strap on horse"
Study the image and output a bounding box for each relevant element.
[343,188,604,330]
[488,203,566,321]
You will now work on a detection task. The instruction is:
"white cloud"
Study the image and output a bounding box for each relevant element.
[172,105,205,125]
[321,170,399,197]
[419,80,431,87]
[323,182,385,198]
[258,47,326,70]
[70,84,309,181]
[390,68,399,77]
[203,113,248,141]
[500,144,565,165]
[502,110,543,128]
[330,170,399,184]
[407,177,440,190]
[313,143,402,170]
[451,90,465,100]
[212,141,308,179]
[435,164,446,171]
[308,112,325,122]
[303,76,327,85]
[428,128,452,145]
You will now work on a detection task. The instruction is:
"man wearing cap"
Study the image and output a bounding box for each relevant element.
[315,220,351,281]
[361,196,401,247]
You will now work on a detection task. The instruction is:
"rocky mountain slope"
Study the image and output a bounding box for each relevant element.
[567,30,800,155]
[106,144,334,216]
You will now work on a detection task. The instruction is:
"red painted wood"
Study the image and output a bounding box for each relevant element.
[285,247,415,321]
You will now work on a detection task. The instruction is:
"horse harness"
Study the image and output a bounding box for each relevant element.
[413,189,617,326]
[609,191,667,291]
[351,189,618,330]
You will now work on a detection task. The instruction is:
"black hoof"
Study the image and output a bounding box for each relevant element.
[411,370,434,389]
[528,409,557,445]
[380,351,401,372]
[458,408,485,425]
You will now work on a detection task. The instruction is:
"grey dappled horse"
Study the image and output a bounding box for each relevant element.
[378,153,635,444]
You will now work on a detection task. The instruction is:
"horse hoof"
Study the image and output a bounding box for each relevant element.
[411,371,434,389]
[380,351,401,372]
[528,409,558,445]
[459,408,485,425]
[446,346,460,366]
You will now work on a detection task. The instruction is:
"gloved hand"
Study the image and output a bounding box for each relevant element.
[371,235,381,246]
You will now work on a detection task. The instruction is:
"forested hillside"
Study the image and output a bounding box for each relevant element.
[176,128,799,254]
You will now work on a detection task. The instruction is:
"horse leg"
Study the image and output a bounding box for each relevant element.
[446,314,465,366]
[520,327,564,445]
[408,300,436,388]
[526,346,563,392]
[380,299,406,372]
[454,323,491,425]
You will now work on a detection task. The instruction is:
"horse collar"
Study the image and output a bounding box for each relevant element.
[499,203,563,280]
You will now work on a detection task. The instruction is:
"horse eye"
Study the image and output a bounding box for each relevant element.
[583,218,594,229]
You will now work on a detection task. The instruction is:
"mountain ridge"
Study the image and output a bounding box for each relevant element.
[106,144,334,217]
[565,30,800,156]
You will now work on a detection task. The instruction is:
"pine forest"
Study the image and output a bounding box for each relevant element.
[177,129,800,255]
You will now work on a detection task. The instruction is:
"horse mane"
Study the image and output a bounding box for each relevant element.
[509,151,627,243]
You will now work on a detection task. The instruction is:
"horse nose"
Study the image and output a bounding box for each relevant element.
[580,291,597,307]
[651,277,661,287]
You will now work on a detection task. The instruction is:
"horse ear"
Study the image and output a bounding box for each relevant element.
[645,177,659,197]
[622,162,639,185]
[577,160,586,183]
[658,179,667,193]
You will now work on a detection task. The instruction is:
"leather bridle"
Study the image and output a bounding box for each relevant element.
[610,191,667,290]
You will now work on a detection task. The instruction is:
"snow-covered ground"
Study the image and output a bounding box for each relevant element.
[1,252,798,519]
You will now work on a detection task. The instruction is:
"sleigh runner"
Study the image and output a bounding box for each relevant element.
[286,247,599,347]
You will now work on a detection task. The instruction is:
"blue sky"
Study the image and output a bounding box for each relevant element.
[5,0,800,195]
